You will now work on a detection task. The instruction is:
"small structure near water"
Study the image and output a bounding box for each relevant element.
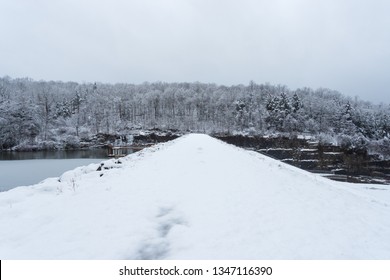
[107,145,131,157]
[107,135,154,157]
[107,144,152,157]
[107,135,134,157]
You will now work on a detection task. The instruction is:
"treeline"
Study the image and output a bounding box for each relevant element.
[1,76,390,157]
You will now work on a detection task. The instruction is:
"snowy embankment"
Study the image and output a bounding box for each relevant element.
[1,134,390,259]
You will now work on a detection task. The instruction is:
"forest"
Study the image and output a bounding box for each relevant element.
[1,76,390,158]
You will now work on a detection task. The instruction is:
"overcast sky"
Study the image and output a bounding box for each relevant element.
[1,0,389,103]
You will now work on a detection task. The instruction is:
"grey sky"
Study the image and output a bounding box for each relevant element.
[1,0,389,103]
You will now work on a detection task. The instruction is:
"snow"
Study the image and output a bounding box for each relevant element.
[259,148,293,151]
[1,134,390,259]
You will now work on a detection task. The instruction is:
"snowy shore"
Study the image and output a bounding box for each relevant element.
[0,134,389,259]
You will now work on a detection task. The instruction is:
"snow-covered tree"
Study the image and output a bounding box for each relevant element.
[0,76,389,154]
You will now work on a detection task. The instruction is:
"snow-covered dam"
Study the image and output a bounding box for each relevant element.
[0,134,389,259]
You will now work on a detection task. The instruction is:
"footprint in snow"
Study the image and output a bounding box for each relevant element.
[135,206,187,260]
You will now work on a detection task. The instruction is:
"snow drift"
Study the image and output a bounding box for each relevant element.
[0,134,389,259]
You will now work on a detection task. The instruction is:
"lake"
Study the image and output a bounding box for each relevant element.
[0,149,121,192]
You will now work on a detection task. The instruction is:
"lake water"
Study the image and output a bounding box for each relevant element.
[0,149,114,192]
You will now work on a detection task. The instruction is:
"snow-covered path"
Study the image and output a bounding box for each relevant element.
[1,134,389,259]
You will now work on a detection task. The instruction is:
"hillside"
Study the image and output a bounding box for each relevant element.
[0,134,389,259]
[2,77,390,161]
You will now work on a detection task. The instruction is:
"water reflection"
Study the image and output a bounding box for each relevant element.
[0,149,108,160]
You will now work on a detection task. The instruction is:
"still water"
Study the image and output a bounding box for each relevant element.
[0,149,111,192]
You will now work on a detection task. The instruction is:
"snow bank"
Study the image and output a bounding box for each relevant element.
[0,134,389,259]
